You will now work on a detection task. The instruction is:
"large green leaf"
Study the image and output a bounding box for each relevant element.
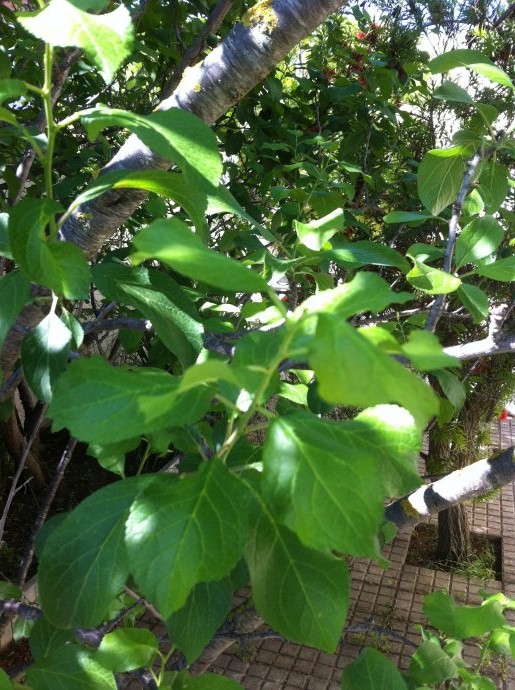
[409,640,458,685]
[262,407,420,555]
[457,283,489,323]
[21,312,72,403]
[132,218,268,292]
[69,170,207,233]
[417,148,465,215]
[93,261,203,368]
[325,240,409,272]
[429,49,514,89]
[26,646,116,690]
[342,648,408,690]
[125,461,248,618]
[477,161,509,213]
[18,0,133,83]
[166,577,233,663]
[48,357,211,444]
[294,208,344,250]
[0,212,11,258]
[82,107,221,188]
[310,316,438,429]
[294,272,412,322]
[407,260,461,294]
[8,198,90,299]
[38,476,153,628]
[423,592,506,639]
[0,670,14,689]
[474,256,515,282]
[434,370,466,413]
[29,617,73,661]
[383,210,432,224]
[455,216,504,268]
[92,629,158,672]
[244,481,348,652]
[401,330,460,371]
[0,270,31,352]
[433,80,473,104]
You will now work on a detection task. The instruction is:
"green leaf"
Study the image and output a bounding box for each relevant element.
[0,78,27,104]
[60,308,84,349]
[455,216,504,268]
[0,212,11,258]
[244,481,348,652]
[82,107,221,188]
[434,369,466,413]
[0,270,31,352]
[132,218,268,293]
[43,242,92,300]
[262,407,420,556]
[294,208,344,250]
[38,476,153,628]
[26,645,116,690]
[407,260,461,294]
[326,240,410,272]
[0,669,14,689]
[477,162,509,213]
[8,198,90,298]
[383,211,432,224]
[29,617,73,661]
[417,149,465,216]
[21,312,72,403]
[429,49,514,89]
[310,316,438,429]
[407,243,444,263]
[294,272,412,322]
[49,357,211,444]
[457,283,489,323]
[18,0,133,83]
[342,647,408,689]
[166,577,233,663]
[126,461,248,618]
[69,170,207,233]
[87,437,139,477]
[433,80,473,104]
[171,672,243,690]
[409,639,458,684]
[401,331,460,371]
[0,581,21,599]
[93,628,158,672]
[92,260,203,363]
[474,256,515,282]
[423,591,506,639]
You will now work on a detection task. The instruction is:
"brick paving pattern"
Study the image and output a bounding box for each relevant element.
[124,418,515,689]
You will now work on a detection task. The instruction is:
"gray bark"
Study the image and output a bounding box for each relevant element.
[384,445,515,533]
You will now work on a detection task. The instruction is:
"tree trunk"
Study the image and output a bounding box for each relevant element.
[436,503,470,563]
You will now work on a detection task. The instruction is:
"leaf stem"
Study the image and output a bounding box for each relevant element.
[42,42,58,238]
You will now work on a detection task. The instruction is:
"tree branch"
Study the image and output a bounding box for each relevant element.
[60,0,348,256]
[425,150,482,333]
[385,445,515,533]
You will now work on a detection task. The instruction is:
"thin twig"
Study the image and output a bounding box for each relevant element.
[17,437,77,588]
[0,404,47,545]
[425,150,482,333]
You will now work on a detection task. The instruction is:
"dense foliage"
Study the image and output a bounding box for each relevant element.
[0,0,514,688]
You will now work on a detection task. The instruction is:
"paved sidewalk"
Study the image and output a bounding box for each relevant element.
[206,419,515,689]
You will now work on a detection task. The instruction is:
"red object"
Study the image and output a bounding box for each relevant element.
[499,408,509,421]
[356,31,367,40]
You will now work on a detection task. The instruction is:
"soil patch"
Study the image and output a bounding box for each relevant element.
[406,523,502,581]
